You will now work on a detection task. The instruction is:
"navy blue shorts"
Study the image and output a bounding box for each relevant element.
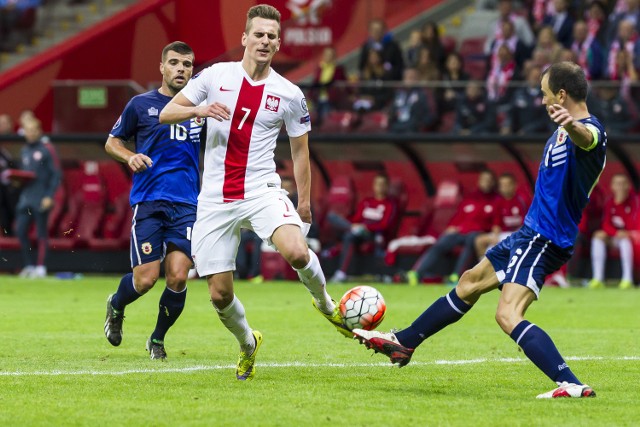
[130,201,196,268]
[486,225,573,297]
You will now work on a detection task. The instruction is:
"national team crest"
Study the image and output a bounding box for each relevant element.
[265,95,280,112]
[141,242,152,255]
[556,128,568,145]
[148,107,159,117]
[193,117,205,126]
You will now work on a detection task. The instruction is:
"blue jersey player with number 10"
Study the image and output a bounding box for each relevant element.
[103,41,203,360]
[354,62,606,399]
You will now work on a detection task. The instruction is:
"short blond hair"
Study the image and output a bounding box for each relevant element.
[246,4,281,36]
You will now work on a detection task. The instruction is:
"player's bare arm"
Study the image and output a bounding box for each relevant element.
[547,104,594,150]
[105,136,153,173]
[290,132,312,224]
[159,92,231,124]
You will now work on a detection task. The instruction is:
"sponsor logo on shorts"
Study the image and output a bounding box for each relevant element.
[141,242,153,255]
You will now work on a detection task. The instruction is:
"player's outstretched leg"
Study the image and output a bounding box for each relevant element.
[295,248,351,337]
[105,273,142,346]
[147,286,187,360]
[353,287,471,366]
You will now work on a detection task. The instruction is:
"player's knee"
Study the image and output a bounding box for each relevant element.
[592,230,607,240]
[456,270,482,302]
[209,287,233,309]
[495,306,519,334]
[134,274,158,294]
[166,274,187,292]
[282,243,309,269]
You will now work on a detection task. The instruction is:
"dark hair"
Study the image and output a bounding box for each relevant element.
[542,61,588,102]
[499,172,516,181]
[161,41,194,62]
[246,4,281,35]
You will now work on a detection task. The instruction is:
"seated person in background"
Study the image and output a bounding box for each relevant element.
[0,114,14,134]
[328,173,398,283]
[474,173,529,258]
[454,81,496,135]
[358,18,404,81]
[571,19,605,80]
[502,65,552,134]
[353,49,395,112]
[312,46,347,127]
[235,229,264,284]
[439,52,469,113]
[388,67,436,133]
[407,170,498,286]
[588,174,637,290]
[590,84,635,134]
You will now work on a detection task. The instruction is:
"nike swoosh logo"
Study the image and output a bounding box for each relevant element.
[283,213,294,218]
[219,86,234,92]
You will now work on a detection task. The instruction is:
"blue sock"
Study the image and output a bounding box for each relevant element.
[395,288,472,349]
[110,273,142,311]
[150,287,187,342]
[510,320,581,385]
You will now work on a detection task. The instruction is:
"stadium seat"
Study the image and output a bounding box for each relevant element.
[357,111,389,133]
[317,111,355,133]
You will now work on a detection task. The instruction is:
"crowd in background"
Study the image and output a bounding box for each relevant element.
[310,0,640,135]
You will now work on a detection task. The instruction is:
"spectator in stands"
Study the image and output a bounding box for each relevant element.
[488,20,530,71]
[312,46,347,127]
[591,83,636,134]
[610,48,640,100]
[405,29,423,67]
[420,21,446,70]
[328,173,398,283]
[588,173,637,290]
[414,45,441,82]
[0,113,13,133]
[0,145,18,236]
[358,18,404,81]
[406,170,498,286]
[529,0,556,33]
[353,49,394,112]
[484,0,535,54]
[606,0,640,47]
[607,19,640,78]
[586,0,609,45]
[439,52,469,113]
[533,26,564,65]
[388,67,435,133]
[474,172,529,259]
[17,109,36,136]
[486,44,518,108]
[502,65,552,135]
[15,118,61,278]
[571,19,605,80]
[454,81,496,134]
[542,0,575,48]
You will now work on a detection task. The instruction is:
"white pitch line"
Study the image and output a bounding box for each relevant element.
[1,355,638,377]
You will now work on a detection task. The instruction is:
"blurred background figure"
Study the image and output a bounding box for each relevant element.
[388,67,436,133]
[328,173,398,283]
[358,18,404,81]
[454,81,495,135]
[0,113,14,134]
[312,46,347,128]
[588,174,637,290]
[14,118,61,278]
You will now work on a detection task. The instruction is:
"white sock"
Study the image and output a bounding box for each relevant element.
[591,237,606,282]
[295,249,335,314]
[214,296,254,353]
[617,237,634,282]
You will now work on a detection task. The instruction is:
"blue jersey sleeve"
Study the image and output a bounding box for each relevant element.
[110,99,139,141]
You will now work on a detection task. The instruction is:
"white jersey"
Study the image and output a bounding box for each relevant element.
[180,61,311,203]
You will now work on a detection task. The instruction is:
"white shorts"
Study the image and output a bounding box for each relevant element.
[192,190,303,276]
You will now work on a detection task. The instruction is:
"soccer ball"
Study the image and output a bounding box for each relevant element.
[339,285,386,331]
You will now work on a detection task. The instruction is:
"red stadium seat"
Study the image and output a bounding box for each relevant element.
[357,112,389,133]
[317,111,355,133]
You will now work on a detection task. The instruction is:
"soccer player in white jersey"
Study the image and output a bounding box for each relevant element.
[160,4,349,380]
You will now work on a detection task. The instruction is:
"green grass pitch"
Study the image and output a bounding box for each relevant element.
[0,276,638,426]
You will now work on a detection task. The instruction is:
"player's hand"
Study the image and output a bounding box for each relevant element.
[196,102,231,122]
[128,153,153,173]
[297,205,312,224]
[40,196,53,211]
[548,104,574,127]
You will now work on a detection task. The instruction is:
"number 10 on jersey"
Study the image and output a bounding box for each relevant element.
[170,124,188,141]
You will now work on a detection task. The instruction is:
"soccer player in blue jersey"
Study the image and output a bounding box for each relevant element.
[354,61,605,399]
[103,41,203,360]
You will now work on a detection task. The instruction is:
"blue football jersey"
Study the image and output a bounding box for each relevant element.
[524,116,607,248]
[110,90,203,206]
